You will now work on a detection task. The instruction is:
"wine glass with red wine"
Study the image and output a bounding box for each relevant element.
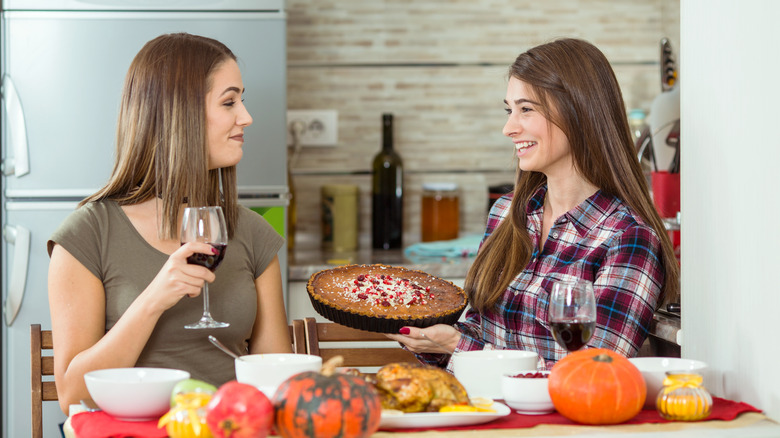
[548,279,596,352]
[181,206,229,329]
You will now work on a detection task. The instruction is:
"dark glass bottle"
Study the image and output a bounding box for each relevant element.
[372,113,403,249]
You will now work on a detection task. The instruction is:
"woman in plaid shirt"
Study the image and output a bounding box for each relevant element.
[390,38,680,370]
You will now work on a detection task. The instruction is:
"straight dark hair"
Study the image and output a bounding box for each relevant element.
[465,38,679,313]
[81,32,240,238]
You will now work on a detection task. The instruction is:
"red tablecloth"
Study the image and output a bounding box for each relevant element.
[380,397,762,432]
[71,396,762,437]
[71,411,167,438]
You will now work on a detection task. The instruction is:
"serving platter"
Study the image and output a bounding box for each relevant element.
[379,401,510,429]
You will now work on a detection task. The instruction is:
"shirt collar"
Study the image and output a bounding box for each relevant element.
[527,185,621,237]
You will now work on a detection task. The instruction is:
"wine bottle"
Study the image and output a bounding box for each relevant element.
[372,113,403,249]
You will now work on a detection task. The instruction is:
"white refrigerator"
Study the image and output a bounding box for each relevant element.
[1,1,288,436]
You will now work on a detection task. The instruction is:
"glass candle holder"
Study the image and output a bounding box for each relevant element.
[656,372,712,421]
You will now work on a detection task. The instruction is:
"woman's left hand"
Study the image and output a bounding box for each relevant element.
[386,324,461,354]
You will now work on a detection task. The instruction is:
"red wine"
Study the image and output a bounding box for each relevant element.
[371,113,403,250]
[185,243,227,272]
[550,320,595,351]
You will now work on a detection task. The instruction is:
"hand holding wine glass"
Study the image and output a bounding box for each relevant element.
[548,279,596,352]
[181,206,229,329]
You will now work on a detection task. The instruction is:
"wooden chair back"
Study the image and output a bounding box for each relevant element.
[31,323,57,438]
[289,319,306,354]
[28,321,304,438]
[303,317,417,371]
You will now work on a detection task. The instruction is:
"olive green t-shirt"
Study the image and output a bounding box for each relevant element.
[48,200,284,386]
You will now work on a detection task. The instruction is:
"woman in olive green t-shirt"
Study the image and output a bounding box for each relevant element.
[47,33,292,414]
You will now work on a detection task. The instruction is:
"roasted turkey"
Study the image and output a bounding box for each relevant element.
[373,362,470,412]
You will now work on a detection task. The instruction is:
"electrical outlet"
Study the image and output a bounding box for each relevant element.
[286,109,338,146]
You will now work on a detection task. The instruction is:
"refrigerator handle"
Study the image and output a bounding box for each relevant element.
[1,75,31,177]
[3,225,31,326]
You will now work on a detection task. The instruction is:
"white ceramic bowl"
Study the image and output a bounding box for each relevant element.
[84,367,190,421]
[501,371,554,415]
[235,353,322,399]
[628,357,708,408]
[452,350,538,399]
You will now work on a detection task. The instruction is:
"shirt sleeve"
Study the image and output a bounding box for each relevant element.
[589,224,664,356]
[47,203,105,281]
[240,207,285,279]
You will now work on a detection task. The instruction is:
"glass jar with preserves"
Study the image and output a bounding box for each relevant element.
[656,372,712,421]
[421,182,459,242]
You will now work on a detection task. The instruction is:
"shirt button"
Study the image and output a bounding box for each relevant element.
[552,232,559,239]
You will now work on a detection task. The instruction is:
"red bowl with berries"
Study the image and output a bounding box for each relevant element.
[501,371,554,415]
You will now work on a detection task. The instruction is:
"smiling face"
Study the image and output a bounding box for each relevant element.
[502,77,573,179]
[205,59,253,170]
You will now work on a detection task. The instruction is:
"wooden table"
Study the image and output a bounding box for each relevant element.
[373,412,779,437]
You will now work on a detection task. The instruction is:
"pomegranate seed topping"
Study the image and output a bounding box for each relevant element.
[510,372,548,379]
[357,293,368,300]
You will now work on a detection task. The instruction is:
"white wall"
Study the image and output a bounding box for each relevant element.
[682,0,780,420]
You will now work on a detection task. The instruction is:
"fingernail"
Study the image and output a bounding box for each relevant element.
[211,247,219,254]
[398,327,410,335]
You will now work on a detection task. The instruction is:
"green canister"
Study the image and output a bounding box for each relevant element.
[321,184,359,252]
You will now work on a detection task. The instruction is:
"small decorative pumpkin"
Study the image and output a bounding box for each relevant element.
[548,348,646,425]
[273,356,382,438]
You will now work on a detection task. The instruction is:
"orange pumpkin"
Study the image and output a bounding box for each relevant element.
[273,356,381,438]
[548,348,646,424]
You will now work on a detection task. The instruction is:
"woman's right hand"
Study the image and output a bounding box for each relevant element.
[142,242,217,312]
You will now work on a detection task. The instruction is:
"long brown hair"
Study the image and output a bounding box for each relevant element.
[465,38,679,313]
[81,33,239,238]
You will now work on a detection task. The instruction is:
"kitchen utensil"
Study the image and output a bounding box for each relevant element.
[635,126,658,172]
[208,335,243,361]
[660,38,677,92]
[80,399,101,412]
[666,119,680,173]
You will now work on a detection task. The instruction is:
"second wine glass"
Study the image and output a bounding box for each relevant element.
[181,206,229,329]
[548,279,596,352]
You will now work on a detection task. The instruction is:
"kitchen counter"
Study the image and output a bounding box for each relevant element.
[288,247,681,350]
[289,247,475,281]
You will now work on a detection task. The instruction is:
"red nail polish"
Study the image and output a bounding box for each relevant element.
[211,247,219,254]
[399,327,410,335]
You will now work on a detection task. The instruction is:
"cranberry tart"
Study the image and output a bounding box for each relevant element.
[306,264,467,333]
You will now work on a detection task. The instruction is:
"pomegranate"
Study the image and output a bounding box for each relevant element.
[205,381,274,438]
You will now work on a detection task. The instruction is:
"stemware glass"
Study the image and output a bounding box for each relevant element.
[548,279,596,352]
[180,206,229,329]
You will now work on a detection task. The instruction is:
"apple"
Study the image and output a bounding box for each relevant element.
[206,381,274,438]
[171,378,218,406]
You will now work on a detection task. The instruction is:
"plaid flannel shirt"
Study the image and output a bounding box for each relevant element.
[418,185,664,370]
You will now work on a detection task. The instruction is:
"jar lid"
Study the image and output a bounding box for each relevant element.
[422,182,458,192]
